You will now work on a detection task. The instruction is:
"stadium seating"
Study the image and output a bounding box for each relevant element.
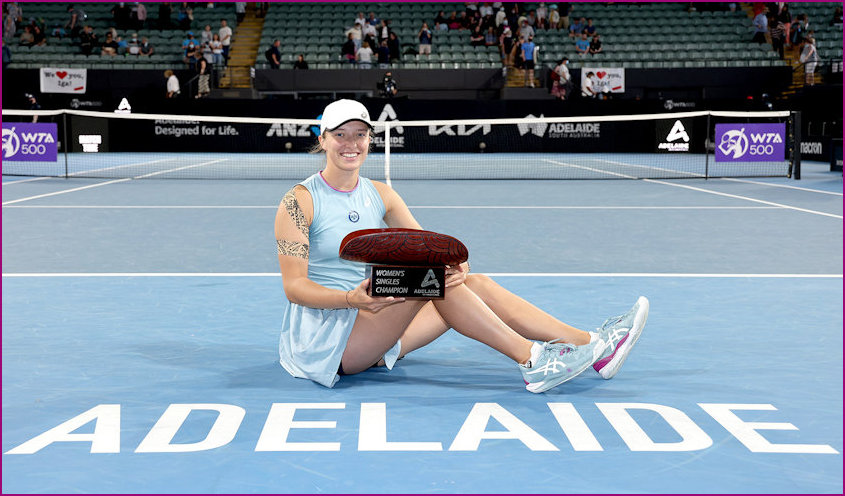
[5,2,841,71]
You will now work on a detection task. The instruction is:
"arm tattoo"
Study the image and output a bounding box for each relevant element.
[282,188,309,238]
[277,188,310,259]
[277,239,309,259]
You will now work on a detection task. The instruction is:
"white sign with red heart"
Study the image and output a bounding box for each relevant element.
[39,68,87,94]
[580,67,625,94]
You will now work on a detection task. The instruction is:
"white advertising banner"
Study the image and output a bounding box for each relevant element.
[39,68,87,94]
[580,67,625,94]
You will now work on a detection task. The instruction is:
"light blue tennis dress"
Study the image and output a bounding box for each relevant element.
[278,172,400,387]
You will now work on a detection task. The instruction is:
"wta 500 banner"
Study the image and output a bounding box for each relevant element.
[40,68,87,94]
[715,123,785,162]
[2,123,58,162]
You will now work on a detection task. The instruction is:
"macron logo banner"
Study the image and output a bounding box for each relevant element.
[715,123,785,162]
[40,68,87,94]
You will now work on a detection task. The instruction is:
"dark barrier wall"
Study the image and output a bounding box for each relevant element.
[4,66,792,112]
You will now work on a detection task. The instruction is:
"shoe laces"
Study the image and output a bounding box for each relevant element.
[543,338,577,355]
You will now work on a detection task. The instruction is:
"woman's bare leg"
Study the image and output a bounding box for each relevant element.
[343,283,533,374]
[466,274,592,345]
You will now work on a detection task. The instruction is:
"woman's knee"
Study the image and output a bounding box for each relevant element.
[466,273,495,294]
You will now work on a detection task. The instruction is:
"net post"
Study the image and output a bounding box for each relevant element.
[790,110,801,180]
[704,113,711,180]
[62,111,69,179]
[384,121,391,187]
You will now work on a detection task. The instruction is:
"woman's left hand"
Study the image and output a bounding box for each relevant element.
[445,262,468,288]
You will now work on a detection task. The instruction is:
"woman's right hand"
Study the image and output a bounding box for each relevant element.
[347,279,406,313]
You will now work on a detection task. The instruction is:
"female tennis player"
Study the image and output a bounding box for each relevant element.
[274,99,648,392]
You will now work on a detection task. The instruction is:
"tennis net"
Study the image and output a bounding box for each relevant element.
[2,109,799,181]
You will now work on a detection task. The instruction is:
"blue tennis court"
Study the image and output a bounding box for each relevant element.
[2,157,842,493]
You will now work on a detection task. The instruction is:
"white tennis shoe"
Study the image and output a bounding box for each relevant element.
[592,296,649,379]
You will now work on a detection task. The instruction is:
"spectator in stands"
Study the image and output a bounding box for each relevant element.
[101,31,119,56]
[265,39,281,69]
[447,11,460,30]
[470,25,485,46]
[32,25,46,46]
[559,2,571,30]
[832,6,843,26]
[387,31,401,63]
[518,19,534,41]
[157,2,171,30]
[3,12,16,42]
[2,44,11,69]
[521,35,537,87]
[377,19,391,45]
[126,32,140,54]
[581,71,597,98]
[234,2,246,24]
[575,32,590,57]
[583,18,596,36]
[345,23,363,50]
[79,25,97,54]
[293,53,308,69]
[111,2,131,30]
[799,37,819,86]
[568,16,584,38]
[196,54,210,98]
[789,14,806,50]
[182,32,199,69]
[65,4,85,39]
[18,24,33,46]
[435,10,448,28]
[164,69,180,98]
[356,40,373,68]
[550,57,571,100]
[479,3,494,18]
[495,7,506,28]
[131,2,147,30]
[776,3,791,47]
[219,19,232,65]
[139,36,154,56]
[116,34,129,55]
[548,5,560,31]
[459,11,471,30]
[341,32,357,64]
[752,7,768,43]
[589,33,602,55]
[6,2,22,29]
[209,33,223,65]
[367,12,380,26]
[177,2,193,31]
[536,3,548,29]
[362,19,377,46]
[525,10,537,28]
[499,23,514,65]
[768,14,785,59]
[418,22,433,57]
[201,24,213,46]
[377,39,390,68]
[354,12,366,27]
[484,26,497,46]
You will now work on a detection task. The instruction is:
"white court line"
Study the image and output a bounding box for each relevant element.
[643,179,843,219]
[721,177,844,196]
[1,205,782,210]
[1,159,227,206]
[587,158,705,178]
[2,272,840,278]
[542,159,842,219]
[2,158,175,185]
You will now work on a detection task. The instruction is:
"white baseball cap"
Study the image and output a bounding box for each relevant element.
[319,99,373,134]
